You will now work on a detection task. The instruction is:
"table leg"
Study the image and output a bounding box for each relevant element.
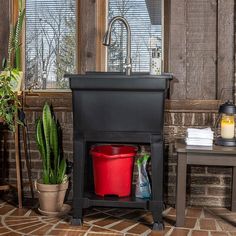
[22,125,34,200]
[15,121,22,208]
[72,137,86,225]
[232,167,236,211]
[150,138,164,230]
[176,152,187,227]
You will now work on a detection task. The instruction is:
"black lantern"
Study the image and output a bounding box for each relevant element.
[215,101,236,146]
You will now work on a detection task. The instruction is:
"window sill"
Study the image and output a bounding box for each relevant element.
[24,89,72,93]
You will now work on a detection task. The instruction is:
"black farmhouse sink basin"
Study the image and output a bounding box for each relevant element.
[69,72,172,134]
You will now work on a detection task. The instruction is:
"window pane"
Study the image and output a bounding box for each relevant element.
[25,0,76,89]
[107,0,162,73]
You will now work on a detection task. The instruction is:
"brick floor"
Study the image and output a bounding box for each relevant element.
[0,200,235,235]
[199,219,217,230]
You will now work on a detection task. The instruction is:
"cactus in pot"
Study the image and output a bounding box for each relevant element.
[35,103,68,214]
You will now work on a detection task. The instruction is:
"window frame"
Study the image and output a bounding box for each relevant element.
[19,0,168,90]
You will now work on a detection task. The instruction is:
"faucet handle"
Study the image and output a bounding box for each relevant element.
[125,57,132,68]
[124,59,132,75]
[124,63,132,69]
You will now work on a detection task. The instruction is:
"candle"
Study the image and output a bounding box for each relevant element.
[221,115,235,139]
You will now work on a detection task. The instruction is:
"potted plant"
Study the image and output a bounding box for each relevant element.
[0,0,25,130]
[35,102,68,214]
[0,68,21,131]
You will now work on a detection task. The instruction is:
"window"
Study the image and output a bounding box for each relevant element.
[25,0,76,89]
[107,0,162,73]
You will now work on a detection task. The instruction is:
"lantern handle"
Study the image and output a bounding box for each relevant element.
[213,113,222,140]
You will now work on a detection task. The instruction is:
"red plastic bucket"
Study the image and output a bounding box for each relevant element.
[90,144,137,197]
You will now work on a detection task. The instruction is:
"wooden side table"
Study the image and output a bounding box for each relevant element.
[175,140,236,227]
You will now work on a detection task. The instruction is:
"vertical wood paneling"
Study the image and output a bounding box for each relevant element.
[0,0,10,70]
[235,2,236,104]
[169,0,235,100]
[79,0,97,73]
[186,0,217,99]
[217,0,234,101]
[95,0,106,72]
[169,0,187,99]
[76,0,80,73]
[163,0,170,73]
[11,0,19,25]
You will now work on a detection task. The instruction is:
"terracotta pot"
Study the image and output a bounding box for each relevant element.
[0,117,4,123]
[35,180,69,213]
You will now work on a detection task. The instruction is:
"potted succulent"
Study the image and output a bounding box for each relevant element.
[35,103,68,214]
[0,0,25,130]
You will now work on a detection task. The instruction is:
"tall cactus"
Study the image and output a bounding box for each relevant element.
[36,103,67,184]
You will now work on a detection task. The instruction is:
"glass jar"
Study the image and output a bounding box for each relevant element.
[220,114,235,139]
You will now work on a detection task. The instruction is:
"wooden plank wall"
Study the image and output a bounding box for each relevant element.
[78,0,97,73]
[78,0,107,73]
[217,0,234,100]
[169,0,235,101]
[0,0,10,70]
[169,0,187,99]
[186,0,216,100]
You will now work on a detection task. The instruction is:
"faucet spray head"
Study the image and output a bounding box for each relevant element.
[103,31,111,46]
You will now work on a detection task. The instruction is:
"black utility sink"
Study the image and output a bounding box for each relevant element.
[69,72,173,231]
[69,72,172,134]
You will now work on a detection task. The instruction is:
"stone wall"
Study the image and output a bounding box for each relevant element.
[0,93,232,207]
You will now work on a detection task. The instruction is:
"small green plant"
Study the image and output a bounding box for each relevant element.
[0,0,25,131]
[36,103,67,184]
[0,68,21,131]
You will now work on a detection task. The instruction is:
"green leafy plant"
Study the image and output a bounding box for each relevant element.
[0,68,21,131]
[0,0,25,131]
[36,103,67,184]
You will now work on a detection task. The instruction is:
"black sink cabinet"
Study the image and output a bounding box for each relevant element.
[69,73,172,231]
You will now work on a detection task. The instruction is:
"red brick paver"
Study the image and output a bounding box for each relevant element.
[0,202,235,235]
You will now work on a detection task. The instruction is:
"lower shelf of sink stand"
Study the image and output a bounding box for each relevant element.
[81,192,149,208]
[72,192,165,231]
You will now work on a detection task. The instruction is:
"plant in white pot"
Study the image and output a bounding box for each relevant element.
[35,102,68,215]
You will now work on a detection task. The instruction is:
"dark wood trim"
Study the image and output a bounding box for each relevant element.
[234,0,236,104]
[0,0,10,70]
[22,91,72,111]
[76,0,80,73]
[163,0,170,72]
[11,0,19,24]
[95,0,106,72]
[78,0,97,73]
[165,99,220,112]
[24,91,72,97]
[217,0,235,101]
[22,91,221,112]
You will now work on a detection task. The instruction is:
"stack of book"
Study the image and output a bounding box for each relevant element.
[185,128,214,146]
